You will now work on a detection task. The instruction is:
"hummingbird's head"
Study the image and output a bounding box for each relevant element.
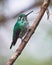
[18,11,33,21]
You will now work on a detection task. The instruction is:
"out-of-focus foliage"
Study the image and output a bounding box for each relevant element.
[0,0,4,1]
[0,55,52,65]
[14,55,52,65]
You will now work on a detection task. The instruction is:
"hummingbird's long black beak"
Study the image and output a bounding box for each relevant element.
[25,11,33,17]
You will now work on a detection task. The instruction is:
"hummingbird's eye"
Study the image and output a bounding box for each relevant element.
[22,17,23,19]
[18,17,20,19]
[22,17,24,20]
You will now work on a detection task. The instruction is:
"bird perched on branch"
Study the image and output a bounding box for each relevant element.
[10,11,33,49]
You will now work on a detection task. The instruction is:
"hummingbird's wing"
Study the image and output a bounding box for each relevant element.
[10,29,21,49]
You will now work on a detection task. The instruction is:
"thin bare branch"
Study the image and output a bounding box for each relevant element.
[6,0,50,65]
[46,8,50,19]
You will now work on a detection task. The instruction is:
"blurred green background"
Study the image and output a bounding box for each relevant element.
[0,0,52,65]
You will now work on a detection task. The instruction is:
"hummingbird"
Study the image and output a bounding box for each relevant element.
[10,11,33,49]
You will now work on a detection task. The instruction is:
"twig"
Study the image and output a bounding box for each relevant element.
[6,0,50,65]
[46,8,50,19]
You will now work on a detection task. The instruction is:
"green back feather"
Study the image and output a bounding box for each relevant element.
[14,14,27,31]
[13,14,27,39]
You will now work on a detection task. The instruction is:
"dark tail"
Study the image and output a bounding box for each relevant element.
[10,29,20,49]
[10,42,13,49]
[10,41,16,49]
[10,43,13,49]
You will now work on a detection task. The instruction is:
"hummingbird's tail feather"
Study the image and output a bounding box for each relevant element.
[10,43,13,49]
[10,41,16,49]
[10,29,21,49]
[10,41,14,49]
